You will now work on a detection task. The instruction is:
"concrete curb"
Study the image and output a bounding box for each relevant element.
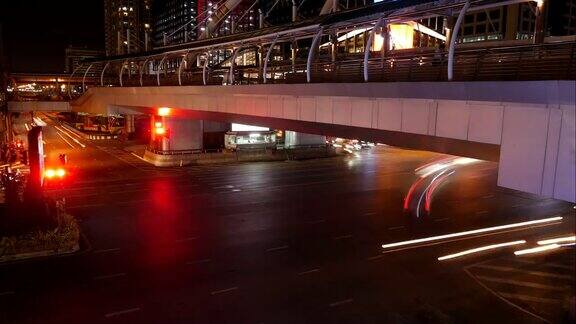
[0,244,80,263]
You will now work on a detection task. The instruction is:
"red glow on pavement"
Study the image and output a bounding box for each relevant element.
[404,176,425,210]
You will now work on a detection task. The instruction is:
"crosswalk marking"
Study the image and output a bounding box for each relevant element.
[474,275,569,291]
[475,264,574,280]
[498,292,561,304]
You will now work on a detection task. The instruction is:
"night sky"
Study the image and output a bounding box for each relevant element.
[0,0,104,73]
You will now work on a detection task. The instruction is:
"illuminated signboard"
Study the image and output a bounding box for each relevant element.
[231,123,269,132]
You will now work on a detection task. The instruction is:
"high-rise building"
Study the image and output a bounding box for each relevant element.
[104,0,153,56]
[64,46,104,73]
[153,0,198,47]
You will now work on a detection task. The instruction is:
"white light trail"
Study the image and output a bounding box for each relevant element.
[32,117,47,126]
[438,240,526,261]
[514,244,561,256]
[537,235,575,245]
[53,125,86,148]
[381,216,563,249]
[55,131,75,149]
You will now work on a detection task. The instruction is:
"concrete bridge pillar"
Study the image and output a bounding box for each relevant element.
[150,116,203,152]
[124,114,135,135]
[284,131,326,148]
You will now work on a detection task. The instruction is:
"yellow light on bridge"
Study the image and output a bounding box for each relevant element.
[389,24,414,50]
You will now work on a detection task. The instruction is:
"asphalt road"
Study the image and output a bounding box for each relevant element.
[0,114,574,323]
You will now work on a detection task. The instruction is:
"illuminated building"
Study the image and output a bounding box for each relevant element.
[225,124,276,150]
[104,0,153,56]
[64,46,104,73]
[153,0,198,47]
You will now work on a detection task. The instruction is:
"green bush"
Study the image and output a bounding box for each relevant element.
[0,210,80,258]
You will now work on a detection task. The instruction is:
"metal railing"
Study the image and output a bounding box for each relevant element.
[108,41,576,89]
[10,41,575,102]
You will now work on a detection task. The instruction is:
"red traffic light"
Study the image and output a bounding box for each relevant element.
[44,168,66,179]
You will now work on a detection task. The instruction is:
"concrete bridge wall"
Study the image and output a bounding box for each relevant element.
[72,81,575,202]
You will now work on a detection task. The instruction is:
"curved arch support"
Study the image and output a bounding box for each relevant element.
[119,60,128,87]
[202,51,210,86]
[229,47,241,85]
[68,64,84,100]
[82,63,94,93]
[100,62,110,87]
[157,54,168,86]
[364,18,385,82]
[448,0,471,81]
[178,51,190,86]
[307,28,324,83]
[263,36,279,84]
[139,58,149,86]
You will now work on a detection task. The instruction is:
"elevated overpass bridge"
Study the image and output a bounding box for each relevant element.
[7,0,576,202]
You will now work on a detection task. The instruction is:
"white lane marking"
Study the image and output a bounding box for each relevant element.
[176,237,197,243]
[475,275,569,291]
[482,194,495,199]
[542,263,575,270]
[333,234,353,240]
[186,258,212,265]
[104,307,141,318]
[55,131,75,149]
[511,204,522,208]
[475,265,574,280]
[94,248,121,254]
[54,125,86,148]
[387,226,405,231]
[433,217,450,222]
[211,286,238,295]
[464,267,550,323]
[366,254,384,261]
[130,152,149,163]
[93,273,126,280]
[298,268,321,275]
[381,216,563,250]
[266,245,289,252]
[0,291,15,296]
[329,298,353,307]
[215,185,235,189]
[438,240,526,261]
[499,293,561,304]
[231,189,242,192]
[475,210,489,215]
[364,212,376,216]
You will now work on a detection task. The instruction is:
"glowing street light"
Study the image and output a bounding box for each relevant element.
[158,107,171,116]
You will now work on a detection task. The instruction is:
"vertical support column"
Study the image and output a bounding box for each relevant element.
[163,33,167,46]
[534,0,546,44]
[291,40,297,73]
[150,116,204,152]
[292,0,298,22]
[448,0,470,81]
[117,30,122,55]
[124,114,135,136]
[126,29,131,54]
[259,9,264,28]
[330,32,338,63]
[381,22,389,65]
[145,32,149,51]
